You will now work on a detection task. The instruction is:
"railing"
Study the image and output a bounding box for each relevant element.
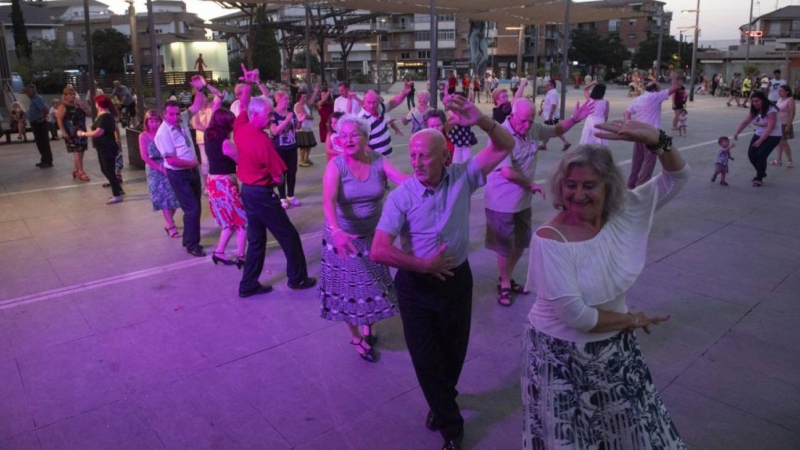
[65,71,214,95]
[766,30,800,39]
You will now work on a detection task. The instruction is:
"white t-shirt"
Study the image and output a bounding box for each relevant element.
[625,89,670,128]
[542,89,560,121]
[768,78,787,102]
[334,96,357,114]
[230,99,241,117]
[754,106,782,137]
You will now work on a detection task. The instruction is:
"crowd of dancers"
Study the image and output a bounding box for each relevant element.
[27,64,796,449]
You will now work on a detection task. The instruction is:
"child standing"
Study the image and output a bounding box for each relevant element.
[677,109,688,136]
[712,136,735,186]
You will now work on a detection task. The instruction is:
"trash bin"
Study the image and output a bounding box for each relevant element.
[125,127,144,170]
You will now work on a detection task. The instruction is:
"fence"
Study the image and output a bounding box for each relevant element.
[65,71,213,95]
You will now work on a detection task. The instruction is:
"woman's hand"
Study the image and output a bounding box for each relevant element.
[628,311,670,334]
[595,120,660,146]
[445,96,482,127]
[190,75,206,90]
[332,229,358,256]
[571,101,594,122]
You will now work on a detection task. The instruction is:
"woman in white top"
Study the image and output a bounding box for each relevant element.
[579,81,609,145]
[734,91,782,187]
[522,120,690,449]
[401,90,431,134]
[771,85,795,168]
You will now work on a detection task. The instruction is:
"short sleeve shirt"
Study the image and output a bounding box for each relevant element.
[625,89,670,128]
[233,111,287,186]
[485,120,555,213]
[768,78,787,102]
[154,119,197,170]
[543,89,560,120]
[376,158,486,267]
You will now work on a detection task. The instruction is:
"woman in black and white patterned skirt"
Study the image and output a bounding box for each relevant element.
[522,120,689,449]
[319,114,409,362]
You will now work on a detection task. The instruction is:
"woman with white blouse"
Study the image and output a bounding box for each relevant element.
[522,120,689,449]
[734,91,782,187]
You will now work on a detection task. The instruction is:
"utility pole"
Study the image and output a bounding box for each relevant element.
[745,0,755,67]
[655,13,664,80]
[560,0,571,120]
[146,0,162,110]
[127,0,143,125]
[305,5,312,87]
[687,0,701,102]
[82,0,96,117]
[429,0,438,109]
[516,24,523,78]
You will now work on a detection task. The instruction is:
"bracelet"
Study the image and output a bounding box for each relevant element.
[645,130,673,155]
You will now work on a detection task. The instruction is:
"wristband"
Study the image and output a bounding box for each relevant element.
[646,130,673,155]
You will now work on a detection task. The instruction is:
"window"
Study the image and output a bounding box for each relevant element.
[609,19,621,32]
[439,30,455,40]
[401,52,410,59]
[438,50,455,59]
[629,19,637,26]
[628,33,637,39]
[415,31,430,41]
[66,31,74,46]
[418,50,430,59]
[438,14,455,22]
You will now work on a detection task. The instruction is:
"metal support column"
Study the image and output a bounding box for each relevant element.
[83,0,96,116]
[688,0,700,102]
[560,0,571,120]
[128,0,144,124]
[147,0,162,109]
[429,0,438,109]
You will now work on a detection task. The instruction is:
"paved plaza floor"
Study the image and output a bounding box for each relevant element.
[1,86,799,450]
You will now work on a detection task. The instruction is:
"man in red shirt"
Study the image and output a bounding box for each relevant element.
[234,69,317,297]
[448,72,458,95]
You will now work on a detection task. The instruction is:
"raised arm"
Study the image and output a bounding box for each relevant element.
[583,81,596,101]
[382,157,410,185]
[512,79,527,104]
[386,83,412,111]
[551,101,594,137]
[443,95,514,176]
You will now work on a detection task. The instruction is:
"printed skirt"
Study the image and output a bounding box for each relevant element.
[318,227,398,326]
[521,323,685,450]
[207,174,247,229]
[296,130,318,148]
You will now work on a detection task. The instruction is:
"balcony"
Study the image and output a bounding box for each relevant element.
[766,30,800,39]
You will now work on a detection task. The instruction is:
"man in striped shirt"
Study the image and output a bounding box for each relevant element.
[359,86,411,156]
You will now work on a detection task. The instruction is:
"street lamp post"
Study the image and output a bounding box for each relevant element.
[745,0,755,67]
[127,0,144,126]
[682,1,701,102]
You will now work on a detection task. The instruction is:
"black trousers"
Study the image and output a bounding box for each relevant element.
[239,184,308,292]
[406,92,415,109]
[276,146,298,199]
[97,148,123,197]
[395,261,473,441]
[167,168,202,251]
[32,120,52,165]
[748,134,781,182]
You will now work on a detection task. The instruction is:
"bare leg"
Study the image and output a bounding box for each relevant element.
[785,143,794,164]
[497,247,524,290]
[162,209,177,229]
[774,141,785,163]
[215,226,235,254]
[235,226,247,258]
[348,324,372,357]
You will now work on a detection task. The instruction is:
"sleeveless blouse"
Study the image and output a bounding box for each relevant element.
[333,151,387,237]
[205,137,237,175]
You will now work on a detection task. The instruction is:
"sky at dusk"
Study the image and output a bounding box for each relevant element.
[106,0,795,43]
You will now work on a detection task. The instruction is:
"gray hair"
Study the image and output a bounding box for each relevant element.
[336,114,370,137]
[417,90,431,102]
[248,96,271,116]
[547,144,626,220]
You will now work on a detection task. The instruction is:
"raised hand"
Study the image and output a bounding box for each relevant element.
[423,244,456,281]
[445,95,482,127]
[570,101,594,122]
[594,120,660,146]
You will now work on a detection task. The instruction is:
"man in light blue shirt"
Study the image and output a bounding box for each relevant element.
[25,84,53,168]
[371,96,515,450]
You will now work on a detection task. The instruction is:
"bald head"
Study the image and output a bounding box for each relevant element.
[509,98,536,136]
[411,128,447,153]
[410,129,449,188]
[363,90,379,115]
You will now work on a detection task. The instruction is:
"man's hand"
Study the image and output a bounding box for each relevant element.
[423,244,456,281]
[445,95,482,127]
[190,75,206,90]
[570,101,595,122]
[529,183,546,198]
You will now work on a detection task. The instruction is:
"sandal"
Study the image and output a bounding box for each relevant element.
[350,338,376,362]
[164,226,181,238]
[788,161,794,168]
[510,279,530,295]
[362,325,377,346]
[752,180,762,187]
[497,286,513,307]
[77,171,90,182]
[561,143,572,152]
[769,160,782,166]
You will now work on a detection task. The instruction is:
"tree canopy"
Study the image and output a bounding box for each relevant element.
[569,29,629,74]
[632,34,692,73]
[92,28,130,74]
[11,0,31,61]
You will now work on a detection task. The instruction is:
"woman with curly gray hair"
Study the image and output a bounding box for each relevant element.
[521,120,690,449]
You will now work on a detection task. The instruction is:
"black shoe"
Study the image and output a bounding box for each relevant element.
[288,277,317,290]
[187,247,206,257]
[425,410,440,431]
[238,284,273,298]
[442,430,464,450]
[350,337,377,362]
[37,163,53,168]
[364,333,378,346]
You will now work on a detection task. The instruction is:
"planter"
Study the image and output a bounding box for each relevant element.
[125,127,145,170]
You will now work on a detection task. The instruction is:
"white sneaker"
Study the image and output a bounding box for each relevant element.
[288,197,302,207]
[280,199,290,209]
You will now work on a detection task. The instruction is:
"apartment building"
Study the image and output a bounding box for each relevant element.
[739,6,800,46]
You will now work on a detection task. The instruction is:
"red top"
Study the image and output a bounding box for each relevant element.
[462,76,470,90]
[443,131,455,166]
[448,74,457,89]
[233,111,287,186]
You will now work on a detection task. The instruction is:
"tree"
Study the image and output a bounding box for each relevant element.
[11,0,31,61]
[29,38,77,93]
[633,34,691,74]
[92,28,129,74]
[251,6,281,81]
[293,52,322,75]
[569,30,629,75]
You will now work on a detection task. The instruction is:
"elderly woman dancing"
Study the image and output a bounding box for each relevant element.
[319,114,409,362]
[521,120,690,449]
